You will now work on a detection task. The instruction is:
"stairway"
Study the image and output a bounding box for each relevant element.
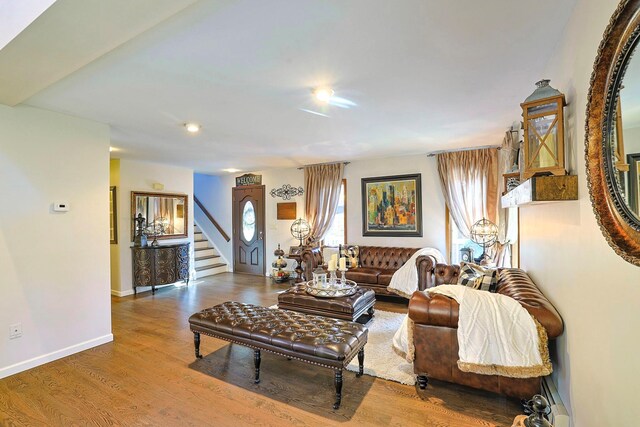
[194,224,227,279]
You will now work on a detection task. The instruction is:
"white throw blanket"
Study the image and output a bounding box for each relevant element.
[387,247,445,298]
[393,285,551,378]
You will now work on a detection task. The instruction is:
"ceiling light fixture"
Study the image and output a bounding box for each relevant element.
[313,87,334,103]
[222,168,241,173]
[184,122,201,133]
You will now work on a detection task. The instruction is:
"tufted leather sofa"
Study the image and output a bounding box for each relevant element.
[301,246,437,296]
[408,264,563,398]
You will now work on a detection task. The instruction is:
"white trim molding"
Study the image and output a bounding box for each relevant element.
[0,334,114,379]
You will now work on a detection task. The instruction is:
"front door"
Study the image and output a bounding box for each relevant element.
[232,185,265,275]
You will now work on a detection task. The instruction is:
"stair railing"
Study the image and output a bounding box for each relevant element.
[194,196,231,242]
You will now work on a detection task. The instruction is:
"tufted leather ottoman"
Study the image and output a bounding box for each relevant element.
[277,285,376,323]
[189,302,368,409]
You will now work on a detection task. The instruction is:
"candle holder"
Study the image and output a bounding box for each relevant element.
[329,270,337,285]
[339,268,347,284]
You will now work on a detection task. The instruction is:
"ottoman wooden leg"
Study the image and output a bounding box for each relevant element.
[254,350,261,384]
[333,369,343,409]
[356,348,364,377]
[193,332,202,359]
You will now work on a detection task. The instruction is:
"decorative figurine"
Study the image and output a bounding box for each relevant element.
[133,213,146,246]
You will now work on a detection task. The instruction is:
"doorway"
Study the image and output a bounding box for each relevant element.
[232,185,265,275]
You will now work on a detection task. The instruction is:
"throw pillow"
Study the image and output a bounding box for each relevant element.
[456,262,499,292]
[339,244,360,268]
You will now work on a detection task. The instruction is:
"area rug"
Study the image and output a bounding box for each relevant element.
[346,310,415,385]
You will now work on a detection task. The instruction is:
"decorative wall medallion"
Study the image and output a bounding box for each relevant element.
[270,184,304,200]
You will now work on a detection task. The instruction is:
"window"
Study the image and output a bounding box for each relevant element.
[448,209,483,265]
[323,179,347,247]
[447,206,519,267]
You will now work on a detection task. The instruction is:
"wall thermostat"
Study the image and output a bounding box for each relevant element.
[53,202,70,212]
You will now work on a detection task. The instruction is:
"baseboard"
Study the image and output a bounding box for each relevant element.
[111,288,134,297]
[0,334,114,379]
[541,376,570,427]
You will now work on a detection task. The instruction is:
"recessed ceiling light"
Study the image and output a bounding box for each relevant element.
[222,168,241,173]
[313,87,334,103]
[184,122,201,133]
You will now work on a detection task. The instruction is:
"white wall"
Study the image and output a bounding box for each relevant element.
[195,154,447,275]
[0,105,113,378]
[519,0,640,425]
[345,155,446,250]
[112,159,194,296]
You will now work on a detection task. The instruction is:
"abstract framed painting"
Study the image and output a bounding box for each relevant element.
[361,173,422,237]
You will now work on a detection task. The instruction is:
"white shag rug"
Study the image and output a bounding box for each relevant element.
[346,310,415,385]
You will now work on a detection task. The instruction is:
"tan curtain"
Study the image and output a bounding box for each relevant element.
[437,148,499,238]
[304,163,345,245]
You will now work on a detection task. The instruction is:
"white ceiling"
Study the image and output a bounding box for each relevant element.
[4,0,578,174]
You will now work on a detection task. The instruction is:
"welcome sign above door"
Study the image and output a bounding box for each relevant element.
[235,173,262,187]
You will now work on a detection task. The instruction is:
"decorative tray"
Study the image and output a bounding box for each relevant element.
[305,279,357,298]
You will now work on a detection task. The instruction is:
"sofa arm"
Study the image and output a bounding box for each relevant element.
[300,246,323,281]
[408,291,460,328]
[415,255,437,291]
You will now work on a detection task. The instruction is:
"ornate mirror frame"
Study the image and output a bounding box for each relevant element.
[130,191,189,241]
[586,0,640,266]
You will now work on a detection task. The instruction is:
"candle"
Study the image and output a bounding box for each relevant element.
[328,259,336,271]
[331,253,338,263]
[339,257,346,271]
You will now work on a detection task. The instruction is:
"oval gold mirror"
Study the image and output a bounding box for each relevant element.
[586,0,640,266]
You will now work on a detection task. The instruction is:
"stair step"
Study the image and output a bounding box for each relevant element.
[195,263,226,272]
[194,239,207,243]
[195,263,227,279]
[195,247,214,252]
[195,254,221,261]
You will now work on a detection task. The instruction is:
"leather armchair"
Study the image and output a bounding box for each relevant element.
[408,264,563,398]
[301,246,437,297]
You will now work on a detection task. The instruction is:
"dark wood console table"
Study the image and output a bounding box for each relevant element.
[131,243,190,294]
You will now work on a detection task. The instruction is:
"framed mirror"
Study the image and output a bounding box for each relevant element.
[130,191,188,241]
[586,0,640,265]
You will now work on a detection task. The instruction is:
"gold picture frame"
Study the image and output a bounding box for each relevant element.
[110,186,118,244]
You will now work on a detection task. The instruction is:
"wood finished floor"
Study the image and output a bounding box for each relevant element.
[0,273,522,426]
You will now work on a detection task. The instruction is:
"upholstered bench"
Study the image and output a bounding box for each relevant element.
[277,285,376,323]
[188,302,368,409]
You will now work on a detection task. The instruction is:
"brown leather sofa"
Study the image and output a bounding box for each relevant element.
[408,264,563,398]
[301,246,437,296]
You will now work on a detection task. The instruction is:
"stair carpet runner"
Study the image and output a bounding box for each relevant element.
[194,224,227,279]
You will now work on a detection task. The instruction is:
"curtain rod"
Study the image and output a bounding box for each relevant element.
[297,161,350,170]
[426,145,501,157]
